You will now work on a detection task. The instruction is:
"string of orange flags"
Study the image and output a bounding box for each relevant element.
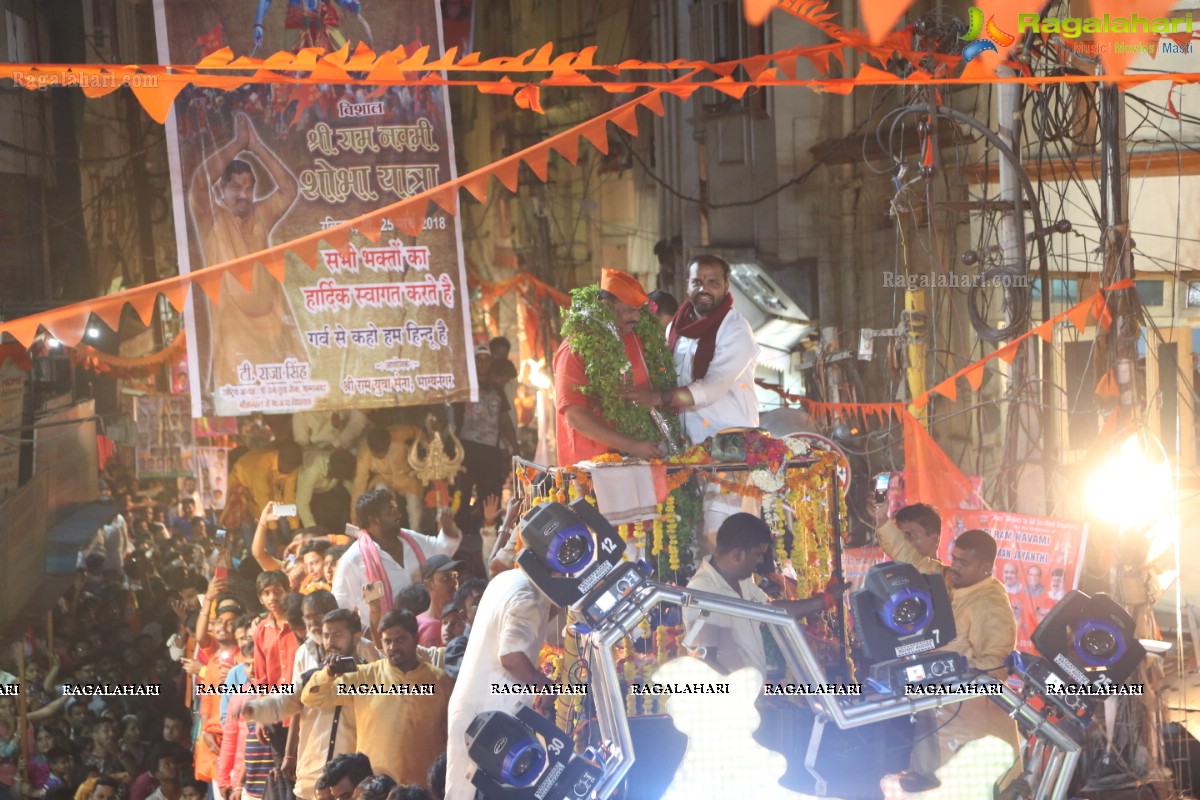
[746,0,1195,78]
[5,54,1199,124]
[472,273,571,311]
[0,80,682,350]
[756,277,1135,417]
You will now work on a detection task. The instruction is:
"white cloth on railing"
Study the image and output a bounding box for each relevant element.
[588,463,665,525]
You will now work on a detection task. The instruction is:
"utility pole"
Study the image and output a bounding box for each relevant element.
[1096,85,1140,415]
[995,76,1048,515]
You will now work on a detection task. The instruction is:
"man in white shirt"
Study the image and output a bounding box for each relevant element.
[623,255,761,552]
[332,487,463,629]
[685,513,833,677]
[293,409,368,451]
[445,566,560,800]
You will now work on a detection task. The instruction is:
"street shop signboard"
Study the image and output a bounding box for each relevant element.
[153,0,477,418]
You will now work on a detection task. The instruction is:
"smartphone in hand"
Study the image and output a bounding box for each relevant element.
[274,504,297,517]
[362,581,385,603]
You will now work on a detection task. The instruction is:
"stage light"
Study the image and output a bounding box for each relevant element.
[1031,590,1145,687]
[519,501,595,574]
[1085,434,1172,530]
[46,337,61,349]
[86,326,101,340]
[850,562,955,661]
[849,562,965,694]
[515,499,626,607]
[466,711,548,788]
[465,706,603,800]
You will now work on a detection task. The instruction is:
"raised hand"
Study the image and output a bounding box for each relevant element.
[482,495,502,525]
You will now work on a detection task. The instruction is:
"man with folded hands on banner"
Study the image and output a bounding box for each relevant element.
[332,487,463,630]
[876,506,1021,793]
[622,255,760,554]
[189,111,304,395]
[553,268,666,464]
[684,513,841,678]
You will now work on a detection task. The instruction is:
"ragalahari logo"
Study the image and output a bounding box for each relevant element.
[961,7,1014,62]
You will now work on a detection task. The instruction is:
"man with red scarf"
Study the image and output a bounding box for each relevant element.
[624,254,759,550]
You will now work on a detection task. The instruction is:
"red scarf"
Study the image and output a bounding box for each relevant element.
[668,293,733,380]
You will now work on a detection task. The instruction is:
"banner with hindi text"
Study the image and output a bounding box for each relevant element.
[153,0,476,418]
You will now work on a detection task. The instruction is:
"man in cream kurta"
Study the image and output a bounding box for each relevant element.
[445,566,559,800]
[879,514,1022,792]
[301,610,452,786]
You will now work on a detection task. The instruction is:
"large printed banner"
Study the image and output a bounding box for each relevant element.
[0,359,24,501]
[153,0,476,418]
[841,510,1087,654]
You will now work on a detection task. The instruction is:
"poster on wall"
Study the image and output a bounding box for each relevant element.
[0,358,25,501]
[135,394,196,479]
[153,0,478,419]
[194,446,230,511]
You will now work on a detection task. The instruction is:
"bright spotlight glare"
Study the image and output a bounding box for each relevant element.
[46,337,61,349]
[1085,435,1171,530]
[526,358,551,390]
[86,326,101,339]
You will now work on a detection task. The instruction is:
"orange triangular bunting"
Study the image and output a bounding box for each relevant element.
[932,377,958,401]
[611,106,639,135]
[92,298,126,332]
[1033,321,1054,342]
[492,158,521,192]
[161,280,190,313]
[131,78,188,124]
[430,187,459,215]
[1,317,43,347]
[859,0,915,44]
[357,213,383,244]
[524,146,550,182]
[129,289,159,327]
[550,133,580,165]
[260,252,288,284]
[639,92,665,117]
[963,362,986,391]
[291,238,321,270]
[1065,299,1092,332]
[462,173,490,203]
[191,270,224,306]
[580,119,611,154]
[395,213,424,237]
[995,342,1020,364]
[232,263,257,294]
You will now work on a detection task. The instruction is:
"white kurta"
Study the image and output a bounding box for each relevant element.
[445,568,559,800]
[331,529,460,629]
[683,557,770,678]
[670,307,760,444]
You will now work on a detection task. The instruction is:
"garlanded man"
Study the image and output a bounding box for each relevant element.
[553,268,682,465]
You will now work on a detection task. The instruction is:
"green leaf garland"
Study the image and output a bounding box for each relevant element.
[560,284,684,448]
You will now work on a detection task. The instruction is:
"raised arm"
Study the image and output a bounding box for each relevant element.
[189,116,250,234]
[242,115,297,209]
[251,502,285,573]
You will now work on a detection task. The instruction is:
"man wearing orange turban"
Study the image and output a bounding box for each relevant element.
[552,268,666,465]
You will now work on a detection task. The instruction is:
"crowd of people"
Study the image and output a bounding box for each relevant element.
[0,260,1028,800]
